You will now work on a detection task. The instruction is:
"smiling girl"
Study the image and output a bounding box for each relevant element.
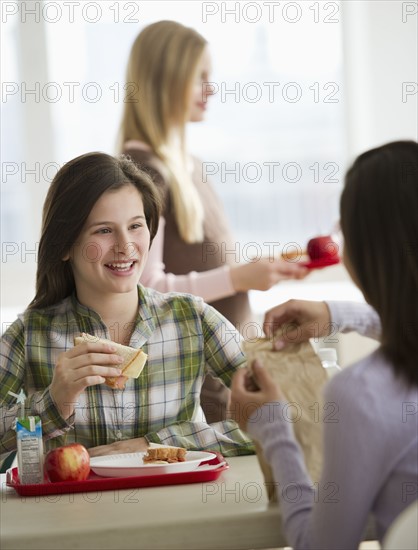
[0,152,254,466]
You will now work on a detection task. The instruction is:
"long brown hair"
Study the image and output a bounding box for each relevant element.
[118,20,206,243]
[29,153,162,310]
[340,141,418,386]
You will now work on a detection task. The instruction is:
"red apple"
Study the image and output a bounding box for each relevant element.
[307,235,339,261]
[45,443,90,483]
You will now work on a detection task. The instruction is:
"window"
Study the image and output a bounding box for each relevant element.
[2,0,345,311]
[38,0,344,246]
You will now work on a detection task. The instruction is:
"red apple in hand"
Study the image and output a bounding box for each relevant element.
[307,235,339,261]
[45,443,90,483]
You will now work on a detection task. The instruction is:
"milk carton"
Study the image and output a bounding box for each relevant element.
[16,415,44,485]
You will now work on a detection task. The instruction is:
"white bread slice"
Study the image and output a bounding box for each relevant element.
[74,333,147,388]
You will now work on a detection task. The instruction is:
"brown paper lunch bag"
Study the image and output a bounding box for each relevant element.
[243,337,328,501]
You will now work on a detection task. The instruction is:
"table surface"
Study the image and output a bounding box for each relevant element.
[1,456,287,550]
[1,454,376,550]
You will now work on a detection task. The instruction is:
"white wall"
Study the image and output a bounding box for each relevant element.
[342,0,418,160]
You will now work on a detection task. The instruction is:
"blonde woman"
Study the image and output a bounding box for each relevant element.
[119,20,307,422]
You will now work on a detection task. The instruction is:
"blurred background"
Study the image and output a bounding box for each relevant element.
[1,0,417,364]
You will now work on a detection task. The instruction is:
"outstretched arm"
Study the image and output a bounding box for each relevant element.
[141,219,308,301]
[263,299,381,349]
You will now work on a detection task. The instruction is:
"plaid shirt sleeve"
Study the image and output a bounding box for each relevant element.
[0,319,74,464]
[146,302,255,456]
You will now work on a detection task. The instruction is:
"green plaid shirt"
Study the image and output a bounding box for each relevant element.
[0,286,254,465]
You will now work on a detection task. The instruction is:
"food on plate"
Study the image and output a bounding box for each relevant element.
[307,235,339,261]
[283,235,341,269]
[44,443,90,483]
[280,235,340,266]
[143,446,187,464]
[74,333,147,389]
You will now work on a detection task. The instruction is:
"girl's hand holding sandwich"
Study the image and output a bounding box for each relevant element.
[50,341,124,420]
[230,361,283,431]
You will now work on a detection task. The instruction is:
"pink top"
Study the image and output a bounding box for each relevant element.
[124,140,236,303]
[141,216,235,302]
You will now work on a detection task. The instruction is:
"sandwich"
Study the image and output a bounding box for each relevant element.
[143,446,187,464]
[74,332,147,389]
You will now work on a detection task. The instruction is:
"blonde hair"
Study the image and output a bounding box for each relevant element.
[118,20,206,243]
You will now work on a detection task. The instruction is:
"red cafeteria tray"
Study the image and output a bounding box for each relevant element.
[6,454,229,497]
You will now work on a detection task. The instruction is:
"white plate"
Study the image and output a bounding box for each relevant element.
[90,451,216,478]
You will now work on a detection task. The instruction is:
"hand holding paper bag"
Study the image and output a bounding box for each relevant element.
[232,333,327,501]
[231,361,282,430]
[263,299,332,349]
